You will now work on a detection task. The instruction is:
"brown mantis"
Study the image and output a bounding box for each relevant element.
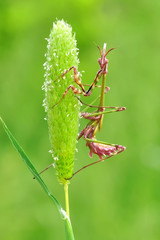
[37,43,126,179]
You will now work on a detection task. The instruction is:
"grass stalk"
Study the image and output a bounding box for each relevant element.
[64,183,70,218]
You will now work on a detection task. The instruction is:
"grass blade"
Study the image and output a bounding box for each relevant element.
[0,117,75,239]
[0,117,63,218]
[65,219,75,240]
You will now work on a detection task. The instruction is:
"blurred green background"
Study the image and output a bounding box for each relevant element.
[0,0,160,239]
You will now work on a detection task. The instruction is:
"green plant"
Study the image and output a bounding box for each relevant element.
[43,20,80,221]
[1,20,79,240]
[43,20,80,184]
[1,19,126,240]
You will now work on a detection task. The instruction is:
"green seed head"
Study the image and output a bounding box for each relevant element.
[43,20,80,184]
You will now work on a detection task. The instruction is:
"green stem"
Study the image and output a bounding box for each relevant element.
[64,183,70,218]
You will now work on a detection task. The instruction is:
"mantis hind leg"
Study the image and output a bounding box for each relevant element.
[66,146,125,180]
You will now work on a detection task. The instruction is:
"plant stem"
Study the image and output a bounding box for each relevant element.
[64,183,70,218]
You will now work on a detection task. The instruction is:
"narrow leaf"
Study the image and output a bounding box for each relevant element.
[0,117,75,239]
[65,219,75,240]
[0,117,64,218]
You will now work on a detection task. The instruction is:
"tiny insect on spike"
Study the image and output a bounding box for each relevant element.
[68,43,125,178]
[42,39,126,180]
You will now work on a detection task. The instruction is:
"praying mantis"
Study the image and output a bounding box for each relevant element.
[38,43,126,179]
[52,43,126,178]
